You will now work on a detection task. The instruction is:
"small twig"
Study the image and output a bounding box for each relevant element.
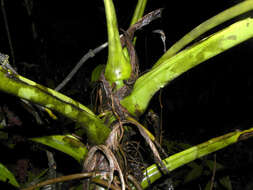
[55,8,163,92]
[23,0,38,40]
[21,172,120,190]
[46,150,57,190]
[152,29,167,145]
[127,8,163,40]
[54,44,107,91]
[210,154,216,190]
[1,0,15,66]
[92,178,121,190]
[152,29,166,53]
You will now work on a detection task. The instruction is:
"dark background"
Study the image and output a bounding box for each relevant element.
[1,0,253,189]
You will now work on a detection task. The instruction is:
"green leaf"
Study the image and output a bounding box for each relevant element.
[0,65,111,145]
[130,0,148,27]
[91,64,105,83]
[26,168,48,185]
[30,135,88,164]
[153,0,253,68]
[184,164,203,183]
[204,159,224,171]
[141,128,253,189]
[103,0,131,83]
[0,162,19,187]
[0,131,8,140]
[204,180,211,190]
[219,176,232,190]
[121,18,253,117]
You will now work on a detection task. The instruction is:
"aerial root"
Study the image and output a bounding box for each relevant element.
[83,145,125,190]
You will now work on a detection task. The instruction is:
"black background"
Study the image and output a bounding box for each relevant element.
[1,0,253,189]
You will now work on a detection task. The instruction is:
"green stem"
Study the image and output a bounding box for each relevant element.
[103,0,131,85]
[130,0,148,26]
[123,0,148,56]
[153,0,253,68]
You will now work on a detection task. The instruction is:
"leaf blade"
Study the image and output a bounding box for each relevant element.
[0,162,19,187]
[153,0,253,68]
[31,135,88,164]
[121,18,253,116]
[0,66,111,145]
[103,0,131,83]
